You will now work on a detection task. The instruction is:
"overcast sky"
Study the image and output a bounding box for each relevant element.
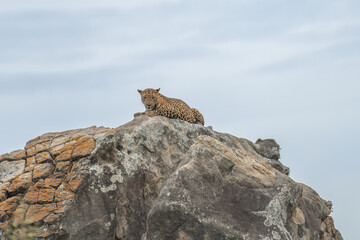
[1,0,359,238]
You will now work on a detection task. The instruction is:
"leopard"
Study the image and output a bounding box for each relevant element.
[134,88,204,125]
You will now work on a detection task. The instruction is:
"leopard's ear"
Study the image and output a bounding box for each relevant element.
[155,88,160,92]
[137,89,142,93]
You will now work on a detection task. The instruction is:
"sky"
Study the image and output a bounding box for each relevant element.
[1,0,359,238]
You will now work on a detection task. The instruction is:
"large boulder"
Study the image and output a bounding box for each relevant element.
[0,116,342,240]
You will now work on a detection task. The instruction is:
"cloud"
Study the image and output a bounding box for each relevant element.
[0,0,182,12]
[139,36,344,85]
[289,19,360,36]
[0,42,168,75]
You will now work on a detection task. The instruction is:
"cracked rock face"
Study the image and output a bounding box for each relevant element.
[0,116,342,240]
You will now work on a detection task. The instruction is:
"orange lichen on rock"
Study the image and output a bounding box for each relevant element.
[0,196,20,221]
[24,156,36,172]
[0,125,112,238]
[52,136,95,162]
[55,161,71,173]
[72,137,95,159]
[45,175,63,188]
[0,183,10,201]
[54,183,75,203]
[67,178,84,192]
[43,212,61,224]
[38,186,55,204]
[23,180,56,204]
[26,141,50,157]
[25,203,56,224]
[7,172,32,193]
[54,149,72,162]
[35,151,53,164]
[65,164,86,192]
[33,163,55,179]
[0,149,26,161]
[23,180,44,204]
[55,201,68,214]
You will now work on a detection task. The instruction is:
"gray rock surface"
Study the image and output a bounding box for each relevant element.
[0,115,342,240]
[0,160,25,183]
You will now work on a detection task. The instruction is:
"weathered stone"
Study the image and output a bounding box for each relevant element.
[24,156,36,172]
[25,203,56,224]
[67,176,84,192]
[33,163,54,179]
[0,182,9,201]
[26,142,50,156]
[292,207,306,225]
[0,149,26,162]
[0,196,19,221]
[254,138,281,160]
[23,180,45,204]
[35,151,53,163]
[0,160,25,183]
[54,183,75,203]
[0,117,343,240]
[55,161,71,173]
[38,186,55,204]
[321,216,343,240]
[65,164,86,192]
[72,137,95,159]
[55,201,69,214]
[12,203,29,223]
[22,179,55,205]
[7,172,32,193]
[45,175,63,188]
[54,149,72,162]
[50,135,71,149]
[26,135,51,149]
[43,213,61,224]
[34,229,58,238]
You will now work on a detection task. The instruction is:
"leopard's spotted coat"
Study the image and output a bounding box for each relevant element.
[134,88,204,125]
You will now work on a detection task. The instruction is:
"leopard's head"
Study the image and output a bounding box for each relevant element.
[137,88,160,111]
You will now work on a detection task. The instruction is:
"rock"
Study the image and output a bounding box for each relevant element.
[35,151,53,164]
[0,183,9,202]
[23,180,46,204]
[0,149,26,162]
[12,203,29,223]
[55,161,71,173]
[250,138,290,175]
[45,175,63,188]
[0,196,20,222]
[33,163,55,179]
[254,138,281,160]
[24,156,36,172]
[0,160,25,183]
[7,172,32,193]
[72,137,95,159]
[25,203,57,224]
[0,116,343,240]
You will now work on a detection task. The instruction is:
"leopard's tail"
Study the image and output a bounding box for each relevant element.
[191,108,204,125]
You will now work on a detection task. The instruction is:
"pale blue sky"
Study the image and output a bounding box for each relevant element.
[1,0,359,238]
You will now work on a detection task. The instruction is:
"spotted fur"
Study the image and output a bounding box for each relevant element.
[134,88,204,125]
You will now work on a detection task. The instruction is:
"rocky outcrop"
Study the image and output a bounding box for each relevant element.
[0,116,342,240]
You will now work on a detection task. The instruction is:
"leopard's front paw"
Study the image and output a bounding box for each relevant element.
[145,111,157,117]
[134,112,145,117]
